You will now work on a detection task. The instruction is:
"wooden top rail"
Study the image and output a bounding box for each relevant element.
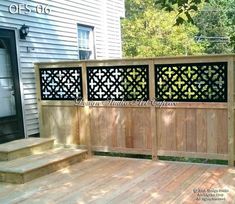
[34,54,235,67]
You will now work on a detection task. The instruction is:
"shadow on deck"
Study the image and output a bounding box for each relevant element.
[0,156,235,204]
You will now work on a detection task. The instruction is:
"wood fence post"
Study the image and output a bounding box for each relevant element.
[82,62,92,157]
[34,64,44,138]
[149,60,158,161]
[228,57,234,166]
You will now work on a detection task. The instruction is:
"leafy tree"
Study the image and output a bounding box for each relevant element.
[224,0,235,52]
[194,0,235,53]
[122,0,205,57]
[155,0,209,24]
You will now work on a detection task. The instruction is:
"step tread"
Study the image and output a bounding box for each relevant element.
[0,148,87,173]
[0,138,54,152]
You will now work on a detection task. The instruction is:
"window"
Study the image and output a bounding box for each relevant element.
[77,25,95,60]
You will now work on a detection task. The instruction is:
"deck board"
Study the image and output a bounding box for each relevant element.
[0,138,54,152]
[0,156,234,204]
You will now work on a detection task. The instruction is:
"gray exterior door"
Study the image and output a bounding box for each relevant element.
[0,28,24,143]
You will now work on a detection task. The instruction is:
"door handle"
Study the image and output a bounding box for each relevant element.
[11,90,15,96]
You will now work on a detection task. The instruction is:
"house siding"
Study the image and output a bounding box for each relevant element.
[0,0,125,136]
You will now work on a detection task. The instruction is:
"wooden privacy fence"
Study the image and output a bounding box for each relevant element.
[34,55,235,166]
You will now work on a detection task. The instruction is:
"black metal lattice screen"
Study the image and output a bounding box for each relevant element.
[155,62,227,102]
[87,65,149,101]
[39,68,83,100]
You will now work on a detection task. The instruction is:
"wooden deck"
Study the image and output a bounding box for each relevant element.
[0,156,235,204]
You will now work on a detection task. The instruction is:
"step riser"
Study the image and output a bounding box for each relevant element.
[0,152,88,184]
[0,141,54,161]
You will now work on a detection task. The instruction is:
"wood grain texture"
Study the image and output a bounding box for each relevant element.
[196,109,207,153]
[40,102,228,160]
[41,106,78,145]
[217,110,228,154]
[228,58,235,166]
[149,60,157,160]
[0,138,54,161]
[207,110,217,153]
[186,109,197,152]
[89,107,151,152]
[176,109,186,151]
[157,108,228,156]
[0,156,233,203]
[82,62,92,157]
[0,149,87,184]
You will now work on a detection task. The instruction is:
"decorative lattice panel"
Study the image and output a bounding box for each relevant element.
[155,62,227,102]
[39,68,83,100]
[87,65,149,101]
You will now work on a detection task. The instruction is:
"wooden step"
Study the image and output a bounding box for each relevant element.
[0,148,87,184]
[0,138,54,161]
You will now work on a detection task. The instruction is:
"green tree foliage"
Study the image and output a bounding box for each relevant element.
[156,0,209,24]
[122,0,205,57]
[194,0,235,53]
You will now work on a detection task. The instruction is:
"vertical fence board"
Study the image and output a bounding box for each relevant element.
[186,109,197,152]
[115,108,127,148]
[207,110,217,153]
[165,110,176,151]
[78,107,86,145]
[159,109,165,151]
[176,109,187,151]
[126,108,133,148]
[228,58,235,166]
[131,108,150,149]
[90,108,100,146]
[196,109,207,153]
[110,108,118,148]
[217,110,228,154]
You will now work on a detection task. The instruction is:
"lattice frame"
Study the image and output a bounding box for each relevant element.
[155,62,227,102]
[39,67,83,100]
[87,65,149,101]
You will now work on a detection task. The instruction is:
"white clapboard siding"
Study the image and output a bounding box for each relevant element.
[0,0,124,136]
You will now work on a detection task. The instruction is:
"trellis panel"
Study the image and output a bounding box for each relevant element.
[155,62,227,102]
[87,65,149,101]
[39,67,83,100]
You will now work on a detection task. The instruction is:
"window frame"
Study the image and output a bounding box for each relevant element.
[77,24,95,60]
